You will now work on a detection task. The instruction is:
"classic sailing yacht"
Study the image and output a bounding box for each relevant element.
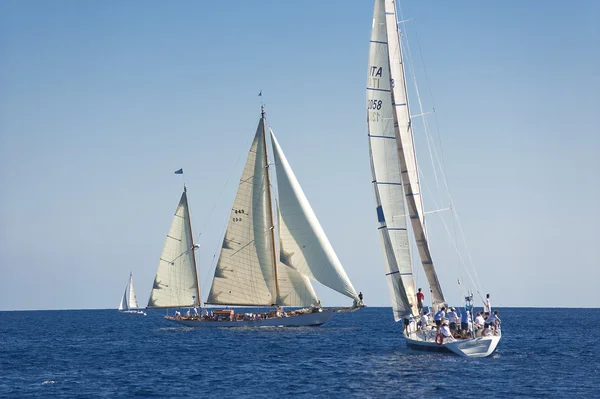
[366,0,500,357]
[118,272,146,315]
[149,109,361,327]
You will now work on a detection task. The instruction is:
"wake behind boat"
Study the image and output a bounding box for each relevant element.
[148,108,362,327]
[366,0,500,357]
[118,272,146,316]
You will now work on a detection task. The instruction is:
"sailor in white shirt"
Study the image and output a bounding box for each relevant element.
[447,307,459,332]
[474,312,485,336]
[484,293,492,313]
[440,321,452,338]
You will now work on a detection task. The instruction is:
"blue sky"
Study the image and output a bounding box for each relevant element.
[1,1,598,310]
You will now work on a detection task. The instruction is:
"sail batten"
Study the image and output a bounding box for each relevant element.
[384,0,445,307]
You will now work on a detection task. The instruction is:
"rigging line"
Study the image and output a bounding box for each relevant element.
[410,18,480,291]
[420,174,479,296]
[396,4,441,192]
[399,8,483,296]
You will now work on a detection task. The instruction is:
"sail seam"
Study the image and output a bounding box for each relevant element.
[370,40,388,44]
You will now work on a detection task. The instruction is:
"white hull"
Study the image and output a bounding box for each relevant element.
[119,310,147,316]
[167,310,336,328]
[404,329,501,357]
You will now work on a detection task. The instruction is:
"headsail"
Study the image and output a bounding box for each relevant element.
[147,189,200,308]
[367,0,417,320]
[118,285,129,311]
[206,118,278,306]
[384,0,445,308]
[270,129,359,302]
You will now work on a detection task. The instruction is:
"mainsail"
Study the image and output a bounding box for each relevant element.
[206,118,277,306]
[147,188,200,308]
[367,0,446,315]
[367,0,417,319]
[384,0,445,308]
[271,130,359,302]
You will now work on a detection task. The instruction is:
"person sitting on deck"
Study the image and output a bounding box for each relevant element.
[440,321,453,342]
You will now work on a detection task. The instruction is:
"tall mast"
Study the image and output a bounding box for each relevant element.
[261,106,280,305]
[184,185,201,307]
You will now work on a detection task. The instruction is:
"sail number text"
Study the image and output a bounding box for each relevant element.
[368,99,382,110]
[232,208,245,222]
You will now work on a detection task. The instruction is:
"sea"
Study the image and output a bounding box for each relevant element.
[0,307,598,398]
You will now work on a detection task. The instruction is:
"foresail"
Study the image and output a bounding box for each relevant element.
[367,0,417,319]
[206,118,277,306]
[147,191,199,308]
[270,129,359,302]
[277,257,319,307]
[118,286,128,311]
[384,0,445,307]
[128,274,139,309]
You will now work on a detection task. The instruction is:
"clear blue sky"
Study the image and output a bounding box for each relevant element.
[1,1,598,310]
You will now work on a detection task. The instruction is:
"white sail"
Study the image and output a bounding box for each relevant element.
[270,129,359,302]
[276,257,319,307]
[206,118,277,306]
[367,0,417,320]
[147,189,200,308]
[127,274,139,309]
[118,287,128,311]
[384,0,445,307]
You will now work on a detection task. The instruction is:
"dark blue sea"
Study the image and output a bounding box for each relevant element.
[0,308,598,398]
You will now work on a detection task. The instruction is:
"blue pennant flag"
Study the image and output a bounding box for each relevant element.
[174,168,183,174]
[258,91,262,97]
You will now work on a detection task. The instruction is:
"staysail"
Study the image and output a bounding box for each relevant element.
[367,0,417,320]
[270,129,359,302]
[147,188,200,308]
[206,118,278,306]
[384,0,445,308]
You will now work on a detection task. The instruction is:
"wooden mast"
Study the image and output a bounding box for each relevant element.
[260,106,280,305]
[184,185,201,307]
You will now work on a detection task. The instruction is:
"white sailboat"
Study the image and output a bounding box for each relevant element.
[366,0,500,357]
[118,272,146,315]
[150,109,361,327]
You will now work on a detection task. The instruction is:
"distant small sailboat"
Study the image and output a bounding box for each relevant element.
[148,108,362,327]
[366,0,500,357]
[118,272,146,316]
